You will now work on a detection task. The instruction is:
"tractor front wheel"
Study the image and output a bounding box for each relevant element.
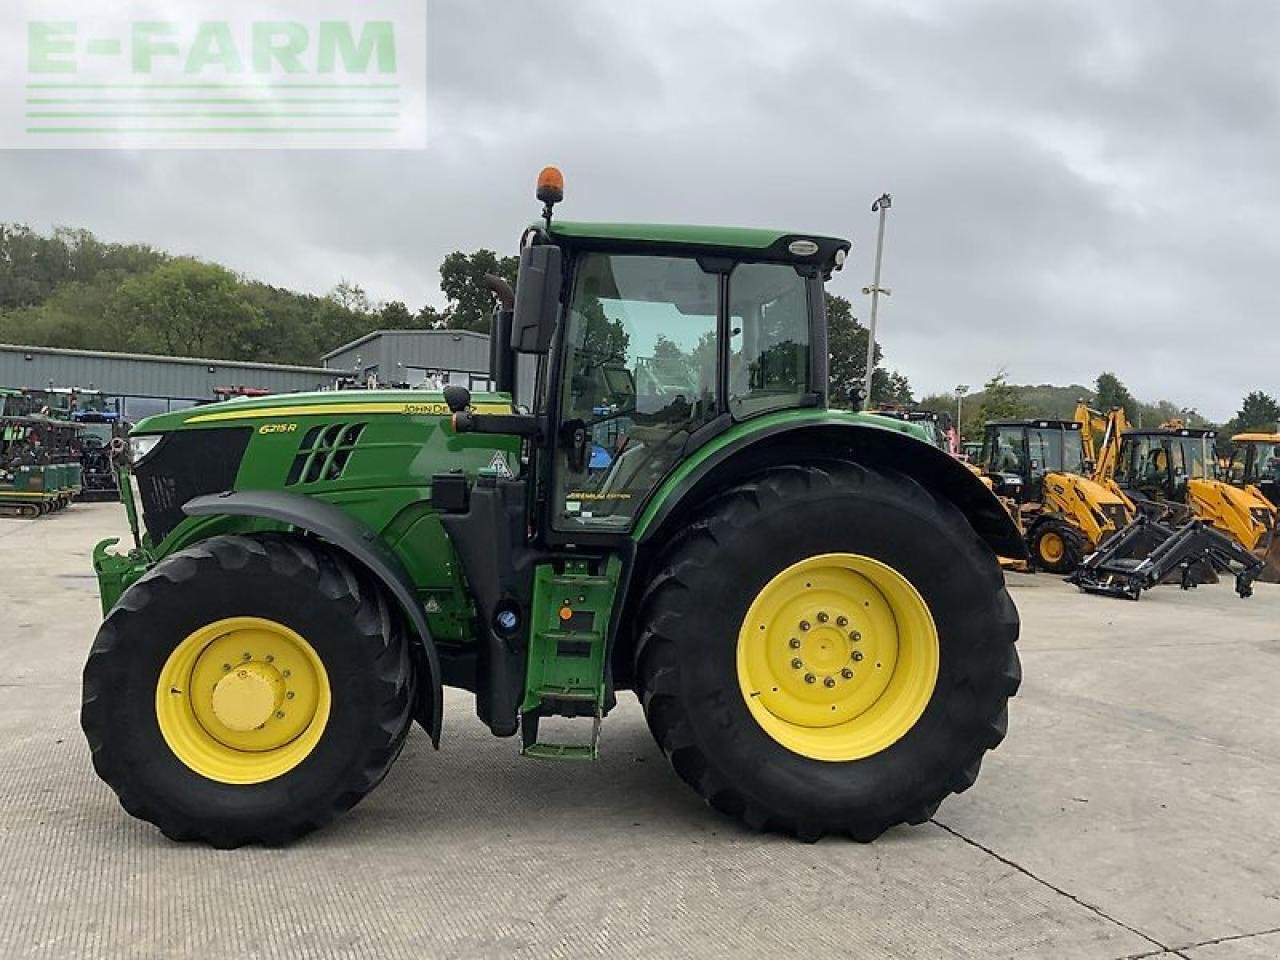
[82,534,414,847]
[635,462,1020,842]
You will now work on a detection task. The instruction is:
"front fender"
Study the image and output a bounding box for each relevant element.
[184,490,444,747]
[636,416,1028,560]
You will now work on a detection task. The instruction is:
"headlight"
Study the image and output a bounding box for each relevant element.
[129,434,163,465]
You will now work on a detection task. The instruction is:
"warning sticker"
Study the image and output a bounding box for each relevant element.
[488,452,514,479]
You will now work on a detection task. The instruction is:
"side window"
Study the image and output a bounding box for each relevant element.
[728,263,810,418]
[554,254,719,530]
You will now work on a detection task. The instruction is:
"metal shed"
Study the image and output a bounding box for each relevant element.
[0,343,341,421]
[323,329,493,389]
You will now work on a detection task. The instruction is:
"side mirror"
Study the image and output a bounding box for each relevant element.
[511,244,563,354]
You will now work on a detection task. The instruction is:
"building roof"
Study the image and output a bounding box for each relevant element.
[0,342,334,376]
[321,328,489,362]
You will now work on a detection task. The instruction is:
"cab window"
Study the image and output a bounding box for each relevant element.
[728,263,810,418]
[553,253,719,530]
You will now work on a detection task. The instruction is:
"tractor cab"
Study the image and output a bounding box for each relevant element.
[1116,426,1216,504]
[979,419,1086,502]
[1229,433,1280,507]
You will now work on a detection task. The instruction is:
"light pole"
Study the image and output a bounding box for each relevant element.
[861,193,893,405]
[955,384,969,429]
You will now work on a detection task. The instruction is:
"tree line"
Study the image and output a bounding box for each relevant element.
[919,370,1278,452]
[0,223,914,407]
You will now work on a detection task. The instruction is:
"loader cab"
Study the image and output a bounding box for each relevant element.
[1116,428,1216,503]
[1229,434,1280,506]
[979,419,1086,502]
[498,202,849,542]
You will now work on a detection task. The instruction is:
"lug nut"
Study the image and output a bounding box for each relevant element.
[850,631,862,642]
[823,676,836,688]
[853,651,864,662]
[841,668,854,680]
[817,612,829,624]
[265,655,274,663]
[789,638,801,650]
[791,658,803,670]
[221,664,231,672]
[286,692,295,700]
[282,670,291,678]
[804,673,816,685]
[242,653,251,660]
[836,616,848,627]
[799,621,811,632]
[275,711,285,719]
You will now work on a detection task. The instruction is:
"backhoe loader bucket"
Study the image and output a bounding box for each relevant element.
[1257,529,1280,583]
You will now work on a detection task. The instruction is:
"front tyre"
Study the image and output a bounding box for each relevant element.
[635,463,1020,842]
[82,534,414,847]
[1030,519,1085,574]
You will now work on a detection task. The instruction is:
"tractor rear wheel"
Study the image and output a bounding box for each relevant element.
[82,533,414,847]
[1030,519,1085,574]
[635,462,1020,842]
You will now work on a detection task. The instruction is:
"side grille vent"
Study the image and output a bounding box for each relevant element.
[285,423,367,486]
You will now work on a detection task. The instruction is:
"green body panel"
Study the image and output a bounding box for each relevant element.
[632,408,929,539]
[96,389,521,637]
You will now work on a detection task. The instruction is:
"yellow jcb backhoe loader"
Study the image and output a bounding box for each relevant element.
[977,418,1136,573]
[1110,422,1280,581]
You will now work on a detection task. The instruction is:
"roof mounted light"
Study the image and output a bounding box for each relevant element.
[536,166,564,228]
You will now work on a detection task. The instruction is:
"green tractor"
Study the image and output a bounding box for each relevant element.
[83,169,1024,847]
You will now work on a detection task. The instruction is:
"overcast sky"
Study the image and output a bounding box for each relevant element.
[3,0,1278,420]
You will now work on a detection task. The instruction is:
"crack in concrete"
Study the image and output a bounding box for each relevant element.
[930,819,1187,959]
[1121,925,1280,958]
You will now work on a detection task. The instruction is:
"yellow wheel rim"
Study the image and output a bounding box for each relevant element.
[155,617,331,784]
[1039,532,1065,564]
[736,553,939,762]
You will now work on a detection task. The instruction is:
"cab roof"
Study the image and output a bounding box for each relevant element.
[1125,427,1216,438]
[986,419,1082,430]
[544,221,851,276]
[1233,432,1280,443]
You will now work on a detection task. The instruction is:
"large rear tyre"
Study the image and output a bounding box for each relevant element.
[635,463,1020,842]
[82,534,414,848]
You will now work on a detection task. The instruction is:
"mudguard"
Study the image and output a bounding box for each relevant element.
[184,490,443,747]
[637,418,1028,560]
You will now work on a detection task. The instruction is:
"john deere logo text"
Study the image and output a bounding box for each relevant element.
[7,1,426,150]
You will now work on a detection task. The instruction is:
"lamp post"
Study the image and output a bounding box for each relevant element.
[955,384,969,431]
[861,193,893,405]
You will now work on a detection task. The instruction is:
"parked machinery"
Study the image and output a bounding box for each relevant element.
[1227,432,1279,508]
[977,418,1136,573]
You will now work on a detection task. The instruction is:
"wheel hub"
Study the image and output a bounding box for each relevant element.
[737,553,939,762]
[155,617,330,784]
[211,662,286,732]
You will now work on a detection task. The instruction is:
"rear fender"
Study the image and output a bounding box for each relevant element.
[183,490,443,747]
[638,418,1027,560]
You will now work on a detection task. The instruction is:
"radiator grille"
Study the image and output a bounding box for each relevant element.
[134,428,252,542]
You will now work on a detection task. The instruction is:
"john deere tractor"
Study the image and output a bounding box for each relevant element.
[83,169,1024,847]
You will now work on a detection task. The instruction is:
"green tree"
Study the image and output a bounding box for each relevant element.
[1236,391,1280,432]
[976,370,1026,431]
[1094,372,1138,421]
[107,260,264,359]
[437,249,519,333]
[825,293,907,408]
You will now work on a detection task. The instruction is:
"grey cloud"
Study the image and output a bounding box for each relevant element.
[3,0,1278,419]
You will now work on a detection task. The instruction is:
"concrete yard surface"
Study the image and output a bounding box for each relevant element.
[1,504,1277,959]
